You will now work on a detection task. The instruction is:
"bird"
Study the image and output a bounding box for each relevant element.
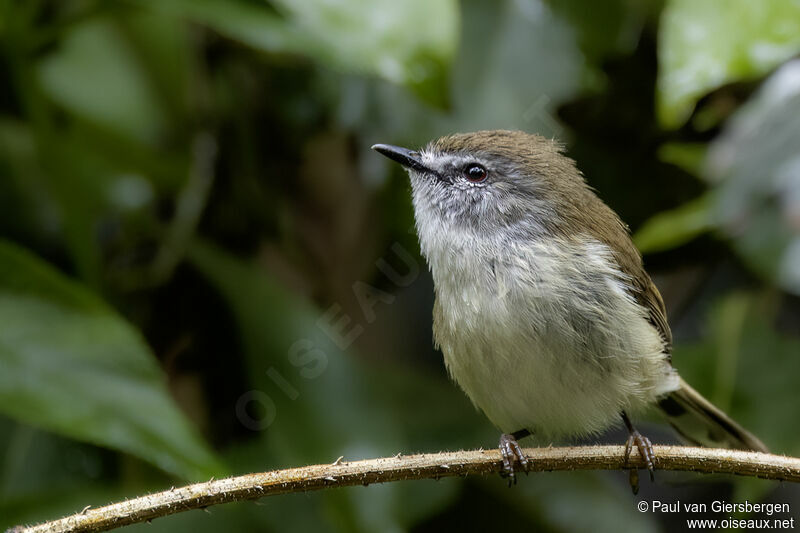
[371,130,767,491]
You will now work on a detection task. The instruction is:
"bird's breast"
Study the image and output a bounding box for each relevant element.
[426,236,677,437]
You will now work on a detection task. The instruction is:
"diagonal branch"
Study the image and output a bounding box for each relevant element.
[11,445,800,533]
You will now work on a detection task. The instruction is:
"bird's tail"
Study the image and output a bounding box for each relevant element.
[658,377,768,453]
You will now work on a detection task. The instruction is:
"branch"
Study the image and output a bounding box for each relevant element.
[11,446,800,533]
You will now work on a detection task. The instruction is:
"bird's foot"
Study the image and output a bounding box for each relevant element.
[499,430,529,486]
[621,412,655,495]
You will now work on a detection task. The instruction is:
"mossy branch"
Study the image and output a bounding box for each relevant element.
[11,445,800,533]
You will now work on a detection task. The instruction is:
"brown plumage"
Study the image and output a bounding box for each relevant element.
[432,131,674,350]
[375,130,768,487]
[428,131,766,452]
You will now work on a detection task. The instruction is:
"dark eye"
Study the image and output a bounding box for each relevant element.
[464,163,488,183]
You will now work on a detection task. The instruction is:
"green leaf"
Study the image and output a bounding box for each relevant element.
[117,10,200,129]
[0,240,224,480]
[633,194,713,253]
[37,17,167,144]
[140,0,458,106]
[658,0,800,128]
[657,142,707,177]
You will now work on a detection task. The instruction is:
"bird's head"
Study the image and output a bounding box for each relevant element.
[373,130,585,240]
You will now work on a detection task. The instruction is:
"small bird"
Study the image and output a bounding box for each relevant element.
[372,130,767,490]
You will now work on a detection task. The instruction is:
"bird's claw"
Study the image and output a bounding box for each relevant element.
[624,430,655,494]
[499,433,528,486]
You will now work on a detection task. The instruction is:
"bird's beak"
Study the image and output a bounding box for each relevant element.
[371,144,438,176]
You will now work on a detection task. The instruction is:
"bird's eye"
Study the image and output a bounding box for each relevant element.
[464,163,488,183]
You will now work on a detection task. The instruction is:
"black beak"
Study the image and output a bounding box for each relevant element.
[371,144,437,176]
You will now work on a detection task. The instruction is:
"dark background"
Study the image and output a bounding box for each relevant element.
[2,0,800,531]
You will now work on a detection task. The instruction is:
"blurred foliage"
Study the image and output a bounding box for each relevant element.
[137,0,459,106]
[658,0,800,127]
[705,60,800,294]
[639,59,800,294]
[0,240,223,480]
[1,0,799,532]
[634,194,712,254]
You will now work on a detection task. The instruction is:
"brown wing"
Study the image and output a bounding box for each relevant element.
[514,136,673,355]
[574,191,673,356]
[600,218,672,355]
[628,265,673,354]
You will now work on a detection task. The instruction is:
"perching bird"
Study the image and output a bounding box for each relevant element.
[372,130,767,490]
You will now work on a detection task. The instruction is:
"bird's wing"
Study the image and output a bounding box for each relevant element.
[628,268,673,354]
[580,200,673,355]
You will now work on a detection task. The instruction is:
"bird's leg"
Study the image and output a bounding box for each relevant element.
[499,429,530,485]
[620,411,654,494]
